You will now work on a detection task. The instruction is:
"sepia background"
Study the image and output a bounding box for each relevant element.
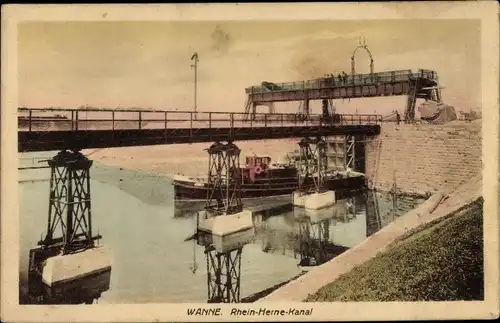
[18,20,481,114]
[17,19,483,176]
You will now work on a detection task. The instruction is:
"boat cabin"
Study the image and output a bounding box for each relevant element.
[245,156,271,169]
[244,156,271,182]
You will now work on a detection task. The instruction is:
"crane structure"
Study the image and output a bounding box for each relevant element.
[244,41,442,124]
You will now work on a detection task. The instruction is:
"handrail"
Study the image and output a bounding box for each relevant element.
[245,69,439,94]
[17,108,382,132]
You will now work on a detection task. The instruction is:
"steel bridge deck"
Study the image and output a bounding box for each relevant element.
[245,69,439,104]
[17,108,381,152]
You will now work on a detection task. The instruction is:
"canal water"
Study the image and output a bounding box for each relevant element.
[18,152,422,304]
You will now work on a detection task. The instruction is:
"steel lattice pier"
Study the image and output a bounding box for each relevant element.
[297,137,328,195]
[205,246,243,303]
[28,149,103,295]
[297,218,330,267]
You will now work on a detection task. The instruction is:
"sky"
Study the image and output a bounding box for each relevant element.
[18,19,481,115]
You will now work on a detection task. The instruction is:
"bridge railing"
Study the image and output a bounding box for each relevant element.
[245,69,438,94]
[18,108,382,132]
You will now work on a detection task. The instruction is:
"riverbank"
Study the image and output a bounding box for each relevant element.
[259,175,483,302]
[306,198,483,301]
[241,272,305,303]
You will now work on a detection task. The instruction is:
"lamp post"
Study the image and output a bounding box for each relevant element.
[191,52,199,120]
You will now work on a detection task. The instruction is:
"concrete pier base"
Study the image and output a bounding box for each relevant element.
[294,199,353,223]
[41,245,112,287]
[293,191,336,210]
[198,210,255,253]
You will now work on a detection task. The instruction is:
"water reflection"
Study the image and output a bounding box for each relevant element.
[26,269,111,305]
[365,188,383,237]
[20,157,417,304]
[252,195,368,270]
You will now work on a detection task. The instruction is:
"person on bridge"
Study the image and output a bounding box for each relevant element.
[396,111,401,125]
[342,71,348,84]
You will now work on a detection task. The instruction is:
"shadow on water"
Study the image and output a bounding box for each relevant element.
[253,195,364,266]
[22,269,111,305]
[237,188,423,301]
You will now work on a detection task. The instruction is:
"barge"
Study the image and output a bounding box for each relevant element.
[173,155,366,214]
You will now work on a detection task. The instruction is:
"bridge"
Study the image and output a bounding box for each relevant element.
[18,107,381,152]
[18,39,448,304]
[20,106,380,303]
[245,68,441,123]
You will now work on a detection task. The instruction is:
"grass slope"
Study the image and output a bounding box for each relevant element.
[306,199,484,302]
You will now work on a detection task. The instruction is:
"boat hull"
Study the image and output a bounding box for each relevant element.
[173,175,366,216]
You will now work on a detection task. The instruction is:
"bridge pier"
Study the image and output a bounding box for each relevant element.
[295,199,355,269]
[196,141,254,303]
[293,137,337,210]
[205,245,242,303]
[28,150,111,292]
[296,215,330,267]
[27,267,111,304]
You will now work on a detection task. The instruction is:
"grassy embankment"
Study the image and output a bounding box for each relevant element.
[306,199,484,302]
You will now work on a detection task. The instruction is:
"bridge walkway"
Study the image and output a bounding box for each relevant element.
[18,108,382,152]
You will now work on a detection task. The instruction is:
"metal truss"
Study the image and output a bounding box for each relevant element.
[345,135,356,170]
[205,246,242,303]
[297,137,328,195]
[296,217,330,266]
[19,115,381,152]
[204,141,243,217]
[243,100,275,121]
[39,150,100,255]
[404,79,419,123]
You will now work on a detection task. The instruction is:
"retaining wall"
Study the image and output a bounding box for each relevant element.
[364,121,482,195]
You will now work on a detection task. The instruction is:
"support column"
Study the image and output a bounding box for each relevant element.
[252,102,257,121]
[205,142,243,217]
[297,216,330,267]
[294,137,335,210]
[197,141,253,303]
[29,150,110,290]
[321,99,329,120]
[297,137,328,195]
[40,150,101,254]
[432,88,442,103]
[205,246,242,303]
[303,99,310,119]
[345,135,356,170]
[404,79,418,123]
